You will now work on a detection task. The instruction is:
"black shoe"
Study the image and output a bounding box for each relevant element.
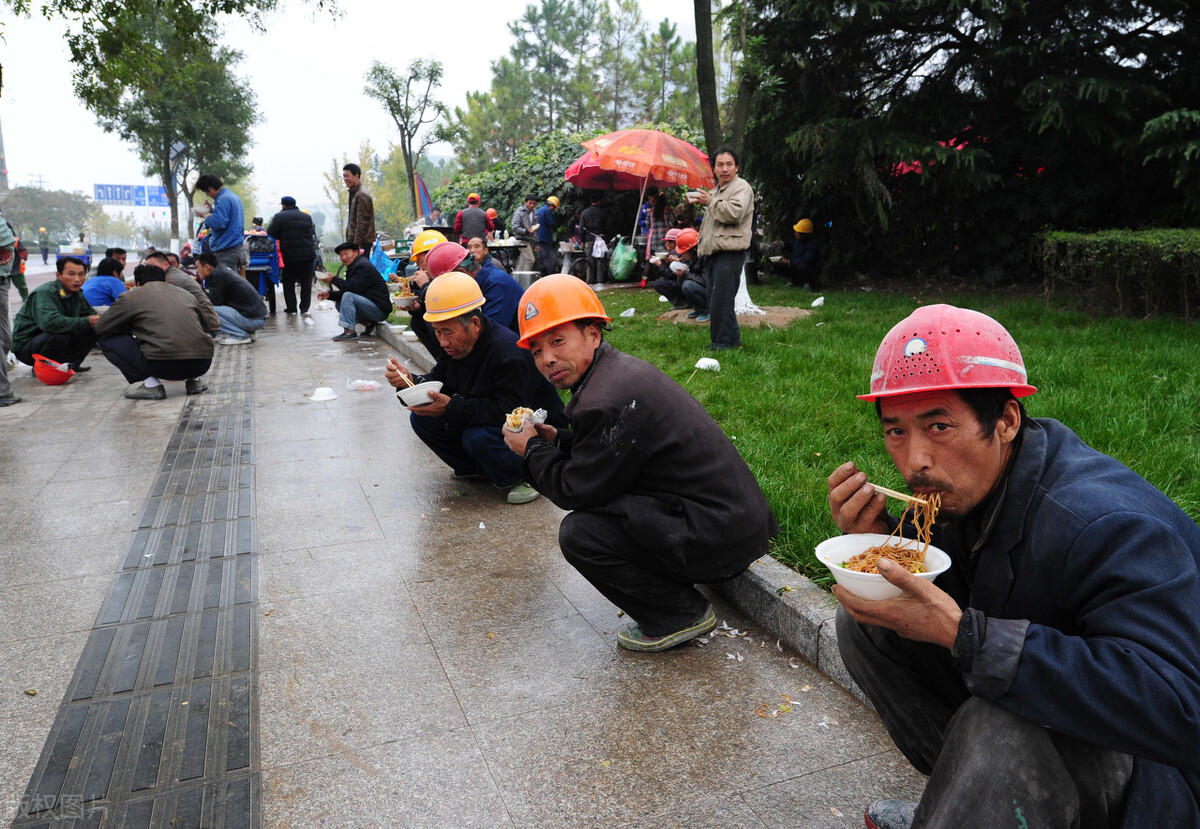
[865,800,917,829]
[68,363,91,373]
[0,394,21,407]
[332,331,358,342]
[185,379,208,395]
[125,384,167,400]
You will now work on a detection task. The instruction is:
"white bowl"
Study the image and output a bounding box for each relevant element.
[815,532,951,600]
[769,255,783,263]
[309,387,338,402]
[392,295,415,309]
[396,380,443,407]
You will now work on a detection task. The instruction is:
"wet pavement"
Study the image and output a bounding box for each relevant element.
[0,280,925,828]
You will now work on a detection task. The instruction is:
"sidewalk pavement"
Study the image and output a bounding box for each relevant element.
[0,293,925,827]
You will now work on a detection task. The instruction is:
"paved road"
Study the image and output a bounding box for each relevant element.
[0,294,925,827]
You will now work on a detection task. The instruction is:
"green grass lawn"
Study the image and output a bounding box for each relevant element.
[594,279,1200,584]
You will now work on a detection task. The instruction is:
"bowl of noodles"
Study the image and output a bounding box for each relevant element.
[816,533,951,600]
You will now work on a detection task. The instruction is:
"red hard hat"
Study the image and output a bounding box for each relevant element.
[425,241,472,278]
[33,353,75,386]
[486,207,498,219]
[859,304,1037,401]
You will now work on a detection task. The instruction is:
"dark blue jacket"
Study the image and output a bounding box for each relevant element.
[331,254,391,318]
[475,260,523,334]
[535,205,556,243]
[927,417,1200,828]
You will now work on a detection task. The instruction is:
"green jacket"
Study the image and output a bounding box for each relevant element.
[12,280,96,351]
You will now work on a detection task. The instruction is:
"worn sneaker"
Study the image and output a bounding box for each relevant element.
[864,800,917,829]
[616,605,717,652]
[332,331,358,342]
[686,309,700,319]
[124,383,167,400]
[505,482,540,505]
[185,379,208,395]
[68,363,91,372]
[216,336,252,345]
[0,393,22,407]
[695,314,711,322]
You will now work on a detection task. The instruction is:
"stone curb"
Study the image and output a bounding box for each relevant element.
[376,322,865,703]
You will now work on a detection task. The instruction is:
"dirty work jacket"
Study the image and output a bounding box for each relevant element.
[521,340,778,581]
[921,417,1200,828]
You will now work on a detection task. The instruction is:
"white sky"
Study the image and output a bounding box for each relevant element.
[1,0,698,213]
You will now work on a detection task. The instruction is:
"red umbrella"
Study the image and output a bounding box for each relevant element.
[566,128,715,191]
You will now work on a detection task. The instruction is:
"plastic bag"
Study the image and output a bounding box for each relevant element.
[609,238,637,282]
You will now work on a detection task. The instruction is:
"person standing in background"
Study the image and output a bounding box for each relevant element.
[694,147,753,351]
[267,196,317,316]
[343,163,376,254]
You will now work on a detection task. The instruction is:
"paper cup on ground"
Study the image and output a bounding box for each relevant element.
[815,532,951,600]
[396,380,443,407]
[310,387,338,402]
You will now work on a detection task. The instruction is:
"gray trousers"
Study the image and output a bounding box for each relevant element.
[835,607,1132,827]
[514,243,535,273]
[0,275,11,397]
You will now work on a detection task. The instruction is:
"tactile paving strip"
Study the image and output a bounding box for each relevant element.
[16,348,261,828]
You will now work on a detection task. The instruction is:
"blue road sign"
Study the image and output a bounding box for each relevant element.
[93,184,170,206]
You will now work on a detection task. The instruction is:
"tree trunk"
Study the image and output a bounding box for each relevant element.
[726,72,757,158]
[401,140,418,220]
[694,0,722,155]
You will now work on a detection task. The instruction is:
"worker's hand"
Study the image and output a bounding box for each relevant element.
[503,420,539,455]
[780,258,789,266]
[317,291,329,301]
[408,390,449,416]
[692,191,711,206]
[88,314,100,328]
[833,562,962,649]
[828,461,889,535]
[384,357,412,389]
[411,269,430,289]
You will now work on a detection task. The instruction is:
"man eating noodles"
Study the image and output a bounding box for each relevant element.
[827,303,1200,829]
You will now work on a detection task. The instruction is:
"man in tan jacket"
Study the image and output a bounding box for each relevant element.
[343,163,376,253]
[695,146,754,351]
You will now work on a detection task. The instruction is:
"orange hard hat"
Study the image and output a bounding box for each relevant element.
[675,228,699,254]
[517,274,611,348]
[424,272,486,323]
[860,304,1037,401]
[33,354,75,386]
[486,207,498,219]
[410,229,448,261]
[425,241,472,278]
[467,192,480,203]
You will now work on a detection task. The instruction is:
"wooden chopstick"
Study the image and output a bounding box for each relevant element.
[870,484,928,505]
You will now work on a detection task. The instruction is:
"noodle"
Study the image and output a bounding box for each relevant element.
[842,492,941,575]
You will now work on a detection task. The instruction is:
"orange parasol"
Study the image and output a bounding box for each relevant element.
[574,128,715,190]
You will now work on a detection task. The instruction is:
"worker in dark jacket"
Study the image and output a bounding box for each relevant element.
[828,304,1200,829]
[195,252,267,344]
[267,196,317,315]
[781,218,819,287]
[505,275,779,652]
[321,242,391,342]
[384,273,565,505]
[12,256,98,371]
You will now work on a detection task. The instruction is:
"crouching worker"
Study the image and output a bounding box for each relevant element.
[830,304,1200,829]
[96,264,214,400]
[12,256,99,372]
[322,242,391,342]
[504,275,778,652]
[385,272,565,505]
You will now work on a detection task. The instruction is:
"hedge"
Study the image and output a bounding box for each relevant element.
[1038,229,1200,320]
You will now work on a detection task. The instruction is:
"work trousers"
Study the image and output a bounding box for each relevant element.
[584,255,608,284]
[16,328,98,368]
[215,306,266,339]
[558,510,710,636]
[0,275,12,397]
[704,250,744,349]
[835,607,1132,828]
[211,245,248,275]
[280,259,314,313]
[337,293,388,331]
[681,277,708,313]
[652,278,687,308]
[535,243,558,276]
[514,243,535,273]
[98,335,211,384]
[408,415,522,488]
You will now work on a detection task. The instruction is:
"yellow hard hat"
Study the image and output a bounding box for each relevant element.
[547,196,560,208]
[793,218,814,233]
[424,272,486,322]
[39,227,46,232]
[410,229,448,261]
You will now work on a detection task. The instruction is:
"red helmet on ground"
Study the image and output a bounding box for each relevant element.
[33,354,75,386]
[425,242,472,278]
[859,304,1037,401]
[517,274,610,348]
[674,228,699,254]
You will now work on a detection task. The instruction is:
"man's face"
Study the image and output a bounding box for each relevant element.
[528,322,601,389]
[114,252,127,267]
[338,249,357,267]
[714,152,738,185]
[343,170,359,188]
[664,240,676,254]
[57,262,87,292]
[167,254,180,268]
[525,199,537,211]
[879,390,1020,520]
[431,210,441,222]
[432,315,482,360]
[144,258,168,272]
[466,238,488,263]
[195,262,213,280]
